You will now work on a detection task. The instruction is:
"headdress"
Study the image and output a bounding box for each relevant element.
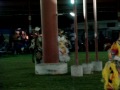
[35,27,40,31]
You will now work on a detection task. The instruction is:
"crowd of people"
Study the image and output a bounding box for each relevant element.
[0,28,112,55]
[0,28,31,54]
[0,27,72,64]
[2,27,120,89]
[11,28,29,54]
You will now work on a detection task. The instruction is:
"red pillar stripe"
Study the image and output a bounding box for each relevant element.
[40,0,59,63]
[74,0,79,65]
[83,0,89,63]
[93,0,99,61]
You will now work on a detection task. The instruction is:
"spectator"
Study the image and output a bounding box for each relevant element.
[0,33,5,45]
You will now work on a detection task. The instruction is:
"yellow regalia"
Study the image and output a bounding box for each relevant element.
[102,40,120,90]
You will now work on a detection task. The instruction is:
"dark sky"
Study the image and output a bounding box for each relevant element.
[0,0,118,29]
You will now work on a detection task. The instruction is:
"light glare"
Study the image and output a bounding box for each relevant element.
[70,12,75,17]
[83,0,86,19]
[71,0,74,4]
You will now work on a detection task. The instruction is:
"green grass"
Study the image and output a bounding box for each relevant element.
[0,52,108,90]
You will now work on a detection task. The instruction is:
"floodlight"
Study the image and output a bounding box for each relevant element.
[70,12,75,17]
[71,0,74,4]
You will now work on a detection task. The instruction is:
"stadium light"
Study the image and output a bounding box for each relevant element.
[71,0,74,4]
[70,12,75,17]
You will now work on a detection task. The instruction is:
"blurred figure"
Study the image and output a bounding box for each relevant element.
[58,40,70,62]
[0,33,6,52]
[102,32,120,90]
[12,28,22,54]
[58,29,70,62]
[29,27,42,64]
[98,31,105,51]
[0,33,5,45]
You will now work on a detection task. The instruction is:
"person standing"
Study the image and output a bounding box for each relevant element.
[102,32,120,90]
[29,27,42,64]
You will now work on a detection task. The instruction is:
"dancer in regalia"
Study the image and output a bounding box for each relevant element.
[58,29,70,62]
[29,27,42,64]
[102,33,120,90]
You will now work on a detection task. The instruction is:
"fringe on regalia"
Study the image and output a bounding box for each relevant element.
[102,61,120,90]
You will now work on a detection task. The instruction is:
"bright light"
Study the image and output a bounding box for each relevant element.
[71,0,74,4]
[70,12,75,17]
[93,0,97,20]
[83,0,86,19]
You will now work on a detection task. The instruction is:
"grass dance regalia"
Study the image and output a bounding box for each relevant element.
[29,27,42,64]
[102,40,120,90]
[58,30,70,62]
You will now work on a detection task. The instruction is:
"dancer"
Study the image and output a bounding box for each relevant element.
[29,27,42,64]
[58,29,70,62]
[102,32,120,90]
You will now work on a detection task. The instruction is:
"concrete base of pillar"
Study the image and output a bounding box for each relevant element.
[35,63,68,75]
[82,63,93,74]
[92,61,102,71]
[71,65,83,77]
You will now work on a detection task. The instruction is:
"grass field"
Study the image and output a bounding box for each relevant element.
[0,52,108,90]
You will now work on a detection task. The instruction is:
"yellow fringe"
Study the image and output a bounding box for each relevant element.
[102,61,120,90]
